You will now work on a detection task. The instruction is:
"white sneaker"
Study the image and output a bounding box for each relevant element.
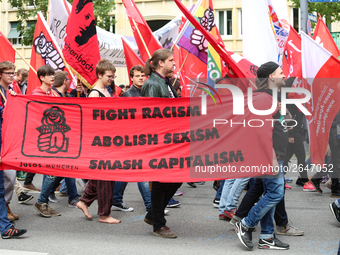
[111,203,134,212]
[164,209,169,215]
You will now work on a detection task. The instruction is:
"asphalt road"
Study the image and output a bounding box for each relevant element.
[0,165,339,255]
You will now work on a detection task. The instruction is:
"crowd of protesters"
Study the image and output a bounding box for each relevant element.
[0,51,339,252]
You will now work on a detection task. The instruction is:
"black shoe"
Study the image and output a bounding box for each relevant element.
[258,237,289,250]
[309,175,323,193]
[295,177,305,186]
[18,192,33,204]
[1,226,27,239]
[187,182,197,188]
[213,198,220,208]
[234,221,255,249]
[144,217,153,225]
[331,190,340,198]
[329,202,340,224]
[213,181,221,191]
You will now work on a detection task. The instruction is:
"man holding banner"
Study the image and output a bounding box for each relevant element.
[0,61,26,238]
[33,65,62,218]
[141,49,182,238]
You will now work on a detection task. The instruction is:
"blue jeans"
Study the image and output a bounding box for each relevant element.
[219,177,250,214]
[0,171,11,234]
[60,179,67,194]
[138,181,151,212]
[215,180,225,200]
[113,181,151,211]
[113,181,128,205]
[38,175,57,204]
[242,161,285,239]
[50,177,78,202]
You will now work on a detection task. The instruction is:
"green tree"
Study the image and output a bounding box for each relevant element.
[2,0,116,45]
[291,0,340,25]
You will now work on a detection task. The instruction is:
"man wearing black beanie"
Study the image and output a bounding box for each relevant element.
[234,61,291,250]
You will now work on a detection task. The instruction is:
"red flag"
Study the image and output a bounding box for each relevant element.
[301,32,340,165]
[10,80,22,95]
[282,25,301,78]
[27,13,69,95]
[122,38,145,85]
[176,46,207,98]
[122,0,162,62]
[313,14,340,58]
[63,0,100,88]
[0,31,15,63]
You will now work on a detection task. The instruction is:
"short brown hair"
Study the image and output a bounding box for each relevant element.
[0,61,15,74]
[17,68,28,81]
[54,71,69,87]
[129,65,144,78]
[37,65,55,84]
[96,59,116,78]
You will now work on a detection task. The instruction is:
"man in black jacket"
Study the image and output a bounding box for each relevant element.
[142,49,182,239]
[122,65,145,97]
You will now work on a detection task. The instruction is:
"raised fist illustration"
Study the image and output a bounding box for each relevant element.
[200,7,215,32]
[33,32,65,71]
[190,29,208,52]
[36,106,70,154]
[38,132,66,153]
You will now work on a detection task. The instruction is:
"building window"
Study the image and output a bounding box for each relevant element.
[27,0,35,7]
[108,16,115,34]
[7,22,21,46]
[217,10,232,37]
[27,20,36,30]
[147,20,171,32]
[292,8,300,32]
[238,9,242,37]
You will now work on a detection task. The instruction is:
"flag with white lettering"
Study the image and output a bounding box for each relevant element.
[301,32,340,165]
[27,12,69,94]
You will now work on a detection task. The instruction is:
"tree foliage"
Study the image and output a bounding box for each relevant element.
[291,0,340,25]
[2,0,116,45]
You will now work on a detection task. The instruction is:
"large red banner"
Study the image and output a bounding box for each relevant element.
[1,94,274,181]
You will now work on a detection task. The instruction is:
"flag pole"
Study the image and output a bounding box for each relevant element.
[172,52,189,87]
[0,90,7,103]
[132,19,151,59]
[12,46,37,75]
